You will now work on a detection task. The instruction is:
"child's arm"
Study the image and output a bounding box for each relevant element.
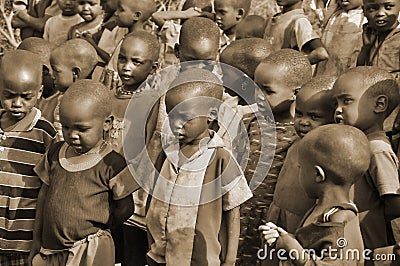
[13,9,51,32]
[302,39,329,65]
[111,195,134,228]
[357,25,377,66]
[221,206,240,266]
[152,7,203,27]
[28,183,48,265]
[383,195,400,220]
[81,32,111,63]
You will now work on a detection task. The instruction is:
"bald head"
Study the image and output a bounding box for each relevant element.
[120,0,157,21]
[235,15,266,40]
[18,37,52,70]
[0,50,42,91]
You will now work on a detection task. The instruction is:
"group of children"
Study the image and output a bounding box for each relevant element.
[0,0,399,265]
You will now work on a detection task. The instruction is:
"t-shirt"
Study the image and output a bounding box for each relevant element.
[352,131,400,250]
[34,141,140,250]
[43,14,83,47]
[0,108,56,253]
[264,9,320,51]
[146,132,253,265]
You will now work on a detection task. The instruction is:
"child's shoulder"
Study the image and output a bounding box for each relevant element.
[36,116,57,138]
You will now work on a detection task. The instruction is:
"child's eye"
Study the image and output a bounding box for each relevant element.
[310,114,321,120]
[118,56,127,63]
[343,98,352,104]
[385,4,393,9]
[295,111,302,118]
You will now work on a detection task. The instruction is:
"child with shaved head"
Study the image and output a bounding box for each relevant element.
[214,0,251,50]
[332,66,400,251]
[17,37,55,98]
[236,49,312,264]
[260,124,369,265]
[0,50,57,265]
[31,80,139,265]
[235,15,266,40]
[238,76,336,265]
[37,38,98,140]
[146,68,252,266]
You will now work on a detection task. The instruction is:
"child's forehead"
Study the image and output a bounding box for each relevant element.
[214,0,235,8]
[332,73,367,95]
[364,0,398,5]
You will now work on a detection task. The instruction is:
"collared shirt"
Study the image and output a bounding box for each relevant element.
[146,132,252,265]
[0,108,56,253]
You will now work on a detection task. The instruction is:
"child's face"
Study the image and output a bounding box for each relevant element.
[298,155,319,199]
[0,78,42,122]
[332,73,375,131]
[166,94,211,145]
[215,0,240,31]
[50,56,74,92]
[57,0,78,16]
[364,0,399,32]
[294,91,334,138]
[338,0,362,11]
[254,63,294,115]
[116,0,135,27]
[60,100,106,154]
[117,38,155,89]
[78,0,102,21]
[178,39,219,62]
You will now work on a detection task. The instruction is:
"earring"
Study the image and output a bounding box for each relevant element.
[291,94,296,102]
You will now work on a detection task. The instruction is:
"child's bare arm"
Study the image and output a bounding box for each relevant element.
[383,194,400,220]
[302,39,329,65]
[152,7,202,27]
[80,32,111,63]
[28,183,48,265]
[14,9,50,32]
[111,195,134,228]
[222,206,240,266]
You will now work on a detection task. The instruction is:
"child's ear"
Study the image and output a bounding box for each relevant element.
[37,85,43,99]
[103,115,114,132]
[236,8,245,21]
[207,107,218,123]
[174,44,180,59]
[374,95,388,114]
[72,67,81,81]
[133,11,142,21]
[314,165,326,183]
[150,62,159,74]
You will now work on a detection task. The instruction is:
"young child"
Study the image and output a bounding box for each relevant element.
[17,37,55,98]
[259,124,369,265]
[254,76,336,266]
[101,0,157,88]
[331,66,400,251]
[263,0,329,65]
[235,15,267,40]
[30,79,139,265]
[43,0,83,47]
[145,68,253,266]
[37,39,98,140]
[0,50,57,265]
[315,0,364,76]
[68,0,104,39]
[110,31,160,266]
[152,0,213,67]
[357,0,399,77]
[214,0,251,50]
[237,49,312,265]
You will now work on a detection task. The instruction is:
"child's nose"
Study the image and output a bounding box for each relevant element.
[335,106,343,115]
[12,97,23,107]
[299,119,310,126]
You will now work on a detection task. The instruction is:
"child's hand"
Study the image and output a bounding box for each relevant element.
[362,24,377,47]
[259,222,280,246]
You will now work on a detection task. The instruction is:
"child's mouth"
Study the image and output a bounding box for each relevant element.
[376,20,387,27]
[335,116,344,124]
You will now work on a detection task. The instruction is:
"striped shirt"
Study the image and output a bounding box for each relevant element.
[0,107,56,254]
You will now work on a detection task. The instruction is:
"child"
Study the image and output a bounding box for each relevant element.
[17,37,55,98]
[259,124,369,265]
[37,38,98,140]
[145,68,253,266]
[237,49,312,265]
[254,76,336,266]
[43,0,83,47]
[214,0,251,49]
[101,0,157,88]
[357,0,399,77]
[30,79,139,265]
[68,0,104,39]
[0,50,57,265]
[110,31,160,266]
[331,66,400,251]
[316,0,364,76]
[152,0,214,67]
[263,0,329,65]
[235,15,266,40]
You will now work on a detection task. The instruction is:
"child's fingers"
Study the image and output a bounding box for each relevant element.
[258,222,278,231]
[276,227,288,235]
[267,237,278,246]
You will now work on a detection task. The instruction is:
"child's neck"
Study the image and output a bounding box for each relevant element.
[281,1,302,13]
[62,12,77,17]
[179,131,210,161]
[362,120,384,136]
[317,185,351,208]
[224,26,236,41]
[128,21,145,33]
